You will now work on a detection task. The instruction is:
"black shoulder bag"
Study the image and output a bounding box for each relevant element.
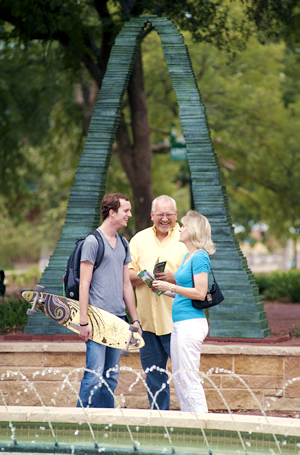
[191,260,224,310]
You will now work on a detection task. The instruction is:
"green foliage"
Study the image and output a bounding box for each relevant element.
[0,38,80,216]
[0,0,300,264]
[186,34,300,239]
[7,266,41,289]
[141,27,300,240]
[0,38,85,259]
[0,298,29,333]
[0,219,42,268]
[291,324,300,338]
[255,270,300,303]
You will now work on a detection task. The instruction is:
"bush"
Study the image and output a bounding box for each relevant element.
[0,221,41,269]
[7,265,42,289]
[0,297,30,333]
[254,269,300,303]
[291,324,300,338]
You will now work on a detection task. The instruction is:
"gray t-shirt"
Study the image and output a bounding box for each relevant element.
[80,228,131,316]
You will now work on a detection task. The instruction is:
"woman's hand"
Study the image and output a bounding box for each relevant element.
[152,280,172,292]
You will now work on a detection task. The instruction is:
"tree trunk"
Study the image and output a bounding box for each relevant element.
[116,44,154,232]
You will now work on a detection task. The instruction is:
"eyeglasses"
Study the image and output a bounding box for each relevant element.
[153,213,176,219]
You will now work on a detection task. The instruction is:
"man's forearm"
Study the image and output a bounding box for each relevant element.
[129,269,144,287]
[123,284,138,321]
[79,282,90,324]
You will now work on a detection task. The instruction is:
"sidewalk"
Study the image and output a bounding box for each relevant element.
[205,301,300,346]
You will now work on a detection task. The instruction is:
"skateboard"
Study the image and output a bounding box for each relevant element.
[22,286,144,355]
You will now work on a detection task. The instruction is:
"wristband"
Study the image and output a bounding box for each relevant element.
[132,320,140,324]
[80,323,89,327]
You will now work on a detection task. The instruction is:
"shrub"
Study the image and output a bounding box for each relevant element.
[0,297,30,333]
[291,324,300,338]
[7,265,41,289]
[254,269,300,303]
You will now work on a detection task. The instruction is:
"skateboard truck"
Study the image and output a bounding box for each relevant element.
[121,324,140,356]
[26,285,45,316]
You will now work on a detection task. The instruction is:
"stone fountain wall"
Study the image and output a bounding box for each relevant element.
[0,343,299,413]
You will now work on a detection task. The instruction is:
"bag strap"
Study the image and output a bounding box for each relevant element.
[190,257,215,284]
[117,233,129,264]
[90,229,105,270]
[91,230,128,267]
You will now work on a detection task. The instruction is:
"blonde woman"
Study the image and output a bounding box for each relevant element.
[153,211,215,413]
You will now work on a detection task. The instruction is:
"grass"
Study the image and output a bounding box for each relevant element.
[6,265,41,288]
[0,297,30,334]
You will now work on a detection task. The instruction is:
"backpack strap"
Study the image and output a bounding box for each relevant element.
[89,230,105,270]
[117,233,129,264]
[88,230,128,270]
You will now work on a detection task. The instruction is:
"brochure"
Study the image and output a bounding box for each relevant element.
[138,260,167,296]
[153,260,167,276]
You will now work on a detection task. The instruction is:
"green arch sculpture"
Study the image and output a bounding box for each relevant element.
[25,15,270,338]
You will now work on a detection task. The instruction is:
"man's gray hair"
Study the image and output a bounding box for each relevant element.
[151,195,177,212]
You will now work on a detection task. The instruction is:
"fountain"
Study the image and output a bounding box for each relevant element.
[1,10,299,455]
[1,365,300,455]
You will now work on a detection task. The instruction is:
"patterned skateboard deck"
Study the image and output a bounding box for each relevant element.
[22,290,144,351]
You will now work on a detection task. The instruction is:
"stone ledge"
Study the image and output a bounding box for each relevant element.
[0,342,299,356]
[0,406,299,437]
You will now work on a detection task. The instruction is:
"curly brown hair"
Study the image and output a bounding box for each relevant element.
[100,193,130,221]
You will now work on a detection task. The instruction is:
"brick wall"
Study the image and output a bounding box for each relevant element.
[0,343,299,412]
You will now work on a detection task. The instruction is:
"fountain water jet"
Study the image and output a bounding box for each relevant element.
[0,366,299,455]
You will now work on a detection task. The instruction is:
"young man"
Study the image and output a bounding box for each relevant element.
[78,193,141,408]
[129,195,187,410]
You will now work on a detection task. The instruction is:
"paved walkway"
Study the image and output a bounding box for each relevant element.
[205,301,300,346]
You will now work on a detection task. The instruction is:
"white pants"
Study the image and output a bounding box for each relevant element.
[171,318,209,413]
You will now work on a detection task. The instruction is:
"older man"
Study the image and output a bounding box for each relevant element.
[129,195,187,410]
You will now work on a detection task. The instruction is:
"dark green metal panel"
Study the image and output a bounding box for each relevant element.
[25,15,270,338]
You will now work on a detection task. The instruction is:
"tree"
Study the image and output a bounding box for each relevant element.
[2,0,297,231]
[140,27,300,240]
[0,38,85,219]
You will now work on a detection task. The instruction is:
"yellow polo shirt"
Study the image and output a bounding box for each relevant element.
[129,223,188,336]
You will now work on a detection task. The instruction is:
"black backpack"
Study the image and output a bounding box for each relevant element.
[63,230,128,300]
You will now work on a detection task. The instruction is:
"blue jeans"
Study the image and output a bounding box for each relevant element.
[140,331,171,410]
[77,340,121,408]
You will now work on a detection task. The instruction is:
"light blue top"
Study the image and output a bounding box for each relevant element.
[172,249,210,322]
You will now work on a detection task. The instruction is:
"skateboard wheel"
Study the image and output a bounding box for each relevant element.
[121,350,129,357]
[129,325,138,332]
[35,285,45,292]
[27,309,36,316]
[129,337,140,347]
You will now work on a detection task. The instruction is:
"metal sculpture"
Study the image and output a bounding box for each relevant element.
[25,16,270,338]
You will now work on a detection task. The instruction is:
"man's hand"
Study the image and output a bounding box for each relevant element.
[155,268,175,283]
[129,269,144,286]
[79,324,92,342]
[132,320,143,336]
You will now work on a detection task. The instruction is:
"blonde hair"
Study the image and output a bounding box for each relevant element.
[181,211,216,255]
